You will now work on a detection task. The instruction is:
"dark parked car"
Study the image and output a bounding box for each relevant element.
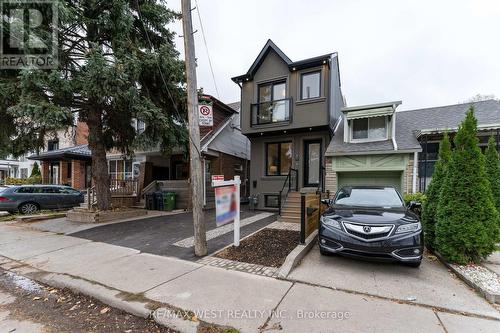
[319,186,423,267]
[0,185,84,214]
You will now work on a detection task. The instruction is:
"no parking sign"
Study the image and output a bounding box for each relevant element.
[198,101,213,126]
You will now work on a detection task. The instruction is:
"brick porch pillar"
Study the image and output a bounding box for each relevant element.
[71,160,86,189]
[41,161,50,184]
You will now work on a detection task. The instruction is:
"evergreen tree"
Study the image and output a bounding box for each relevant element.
[1,1,187,210]
[435,108,499,264]
[484,136,500,218]
[30,162,41,178]
[421,132,451,250]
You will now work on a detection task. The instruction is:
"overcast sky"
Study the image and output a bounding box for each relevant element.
[168,0,500,111]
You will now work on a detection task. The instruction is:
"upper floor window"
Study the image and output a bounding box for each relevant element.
[351,116,387,141]
[252,81,290,125]
[259,81,286,103]
[132,119,146,134]
[47,139,59,151]
[301,71,321,100]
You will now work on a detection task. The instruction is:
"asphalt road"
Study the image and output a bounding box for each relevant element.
[70,209,276,260]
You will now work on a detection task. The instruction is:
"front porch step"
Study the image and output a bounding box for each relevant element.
[280,208,301,216]
[300,187,319,193]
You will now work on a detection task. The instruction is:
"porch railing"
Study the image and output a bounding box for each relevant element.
[250,98,292,126]
[278,167,298,215]
[109,177,138,196]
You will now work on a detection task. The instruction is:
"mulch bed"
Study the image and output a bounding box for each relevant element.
[215,228,300,268]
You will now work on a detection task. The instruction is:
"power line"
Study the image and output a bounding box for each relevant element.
[135,0,201,157]
[194,0,220,99]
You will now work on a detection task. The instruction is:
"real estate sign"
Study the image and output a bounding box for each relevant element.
[215,185,237,227]
[198,101,213,126]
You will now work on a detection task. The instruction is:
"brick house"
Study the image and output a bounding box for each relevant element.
[29,120,91,190]
[107,95,251,209]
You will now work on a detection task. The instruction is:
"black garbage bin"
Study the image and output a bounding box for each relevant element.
[145,193,155,210]
[154,191,164,211]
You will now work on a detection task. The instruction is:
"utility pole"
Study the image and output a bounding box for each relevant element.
[181,0,207,256]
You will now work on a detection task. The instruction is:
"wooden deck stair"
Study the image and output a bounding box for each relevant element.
[278,191,301,223]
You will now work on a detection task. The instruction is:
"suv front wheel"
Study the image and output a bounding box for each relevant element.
[19,202,39,215]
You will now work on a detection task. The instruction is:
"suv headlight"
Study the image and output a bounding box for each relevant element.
[321,216,342,230]
[395,222,421,234]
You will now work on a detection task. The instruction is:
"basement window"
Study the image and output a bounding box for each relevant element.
[264,195,280,208]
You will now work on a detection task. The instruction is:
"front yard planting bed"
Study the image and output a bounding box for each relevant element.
[215,228,299,267]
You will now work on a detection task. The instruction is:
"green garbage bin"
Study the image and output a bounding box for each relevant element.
[163,192,176,211]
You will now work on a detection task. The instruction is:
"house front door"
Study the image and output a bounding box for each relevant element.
[304,140,321,187]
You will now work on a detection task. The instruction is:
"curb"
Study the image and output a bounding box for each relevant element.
[277,230,317,278]
[434,251,500,304]
[0,257,204,333]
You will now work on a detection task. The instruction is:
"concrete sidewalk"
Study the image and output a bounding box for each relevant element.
[0,223,498,332]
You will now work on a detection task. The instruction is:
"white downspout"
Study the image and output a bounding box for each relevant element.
[391,112,398,151]
[412,151,418,193]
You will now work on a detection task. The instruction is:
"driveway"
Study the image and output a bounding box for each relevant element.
[69,209,276,261]
[288,247,500,319]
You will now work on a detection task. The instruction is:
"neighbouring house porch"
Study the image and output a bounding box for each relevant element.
[28,145,92,190]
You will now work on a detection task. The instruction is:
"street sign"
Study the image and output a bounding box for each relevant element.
[212,176,241,246]
[198,102,213,126]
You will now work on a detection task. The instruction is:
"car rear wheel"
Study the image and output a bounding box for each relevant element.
[19,202,39,215]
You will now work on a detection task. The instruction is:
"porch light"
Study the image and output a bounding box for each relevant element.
[292,67,296,71]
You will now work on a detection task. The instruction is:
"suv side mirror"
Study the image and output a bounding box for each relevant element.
[321,199,332,206]
[408,201,422,210]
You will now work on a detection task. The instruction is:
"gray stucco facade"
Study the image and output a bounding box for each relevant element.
[232,40,343,210]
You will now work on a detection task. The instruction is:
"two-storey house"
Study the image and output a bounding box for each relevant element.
[232,40,343,213]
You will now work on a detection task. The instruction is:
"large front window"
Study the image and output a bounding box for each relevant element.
[266,142,293,176]
[109,160,133,180]
[351,116,387,141]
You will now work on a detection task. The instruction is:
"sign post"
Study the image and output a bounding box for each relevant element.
[212,175,241,246]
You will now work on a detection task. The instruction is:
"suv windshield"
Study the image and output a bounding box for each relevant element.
[334,187,403,208]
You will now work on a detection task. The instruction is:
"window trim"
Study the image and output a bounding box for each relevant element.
[264,194,280,208]
[300,70,321,100]
[265,141,293,177]
[350,116,389,143]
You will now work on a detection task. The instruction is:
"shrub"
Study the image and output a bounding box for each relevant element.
[30,162,41,177]
[435,108,499,264]
[421,133,451,250]
[403,192,427,206]
[5,176,41,185]
[484,135,500,218]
